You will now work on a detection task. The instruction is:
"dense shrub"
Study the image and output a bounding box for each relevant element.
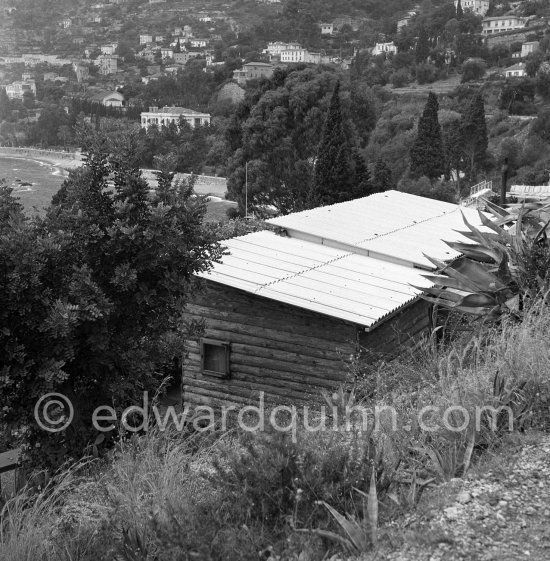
[498,137,522,170]
[461,58,486,83]
[391,68,411,88]
[415,62,437,85]
[532,106,550,143]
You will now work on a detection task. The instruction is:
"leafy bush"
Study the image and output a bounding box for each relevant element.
[391,69,410,88]
[204,426,398,533]
[532,106,550,143]
[498,78,536,115]
[498,137,522,170]
[0,128,223,469]
[415,63,437,85]
[461,58,486,83]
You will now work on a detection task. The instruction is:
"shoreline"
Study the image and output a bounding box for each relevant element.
[0,148,83,174]
[0,148,228,198]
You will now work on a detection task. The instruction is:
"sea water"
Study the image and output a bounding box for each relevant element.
[0,156,67,213]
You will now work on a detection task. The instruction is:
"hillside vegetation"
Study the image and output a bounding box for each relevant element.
[1,302,549,560]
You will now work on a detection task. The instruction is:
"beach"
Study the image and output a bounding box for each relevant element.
[0,147,234,219]
[0,147,84,171]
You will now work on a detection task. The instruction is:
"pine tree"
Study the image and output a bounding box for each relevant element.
[410,92,445,180]
[372,157,393,192]
[309,82,356,207]
[456,0,464,20]
[416,26,430,64]
[174,40,181,53]
[461,91,488,181]
[0,87,10,121]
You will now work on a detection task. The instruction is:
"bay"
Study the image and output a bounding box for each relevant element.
[0,156,68,213]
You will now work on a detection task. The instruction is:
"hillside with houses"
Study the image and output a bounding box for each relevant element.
[1,0,550,191]
[1,0,550,560]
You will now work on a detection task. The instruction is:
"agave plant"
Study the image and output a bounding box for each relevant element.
[419,200,550,320]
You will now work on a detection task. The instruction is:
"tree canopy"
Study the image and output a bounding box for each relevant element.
[225,66,375,215]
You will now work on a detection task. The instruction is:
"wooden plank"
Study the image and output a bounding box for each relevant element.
[184,376,315,404]
[184,360,345,389]
[184,367,337,400]
[186,303,356,341]
[0,449,21,474]
[189,284,358,333]
[188,322,351,359]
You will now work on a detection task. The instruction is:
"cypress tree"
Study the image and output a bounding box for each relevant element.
[351,149,372,197]
[461,91,488,181]
[372,157,393,192]
[456,0,464,20]
[410,92,445,180]
[309,82,355,207]
[0,88,10,121]
[416,26,430,64]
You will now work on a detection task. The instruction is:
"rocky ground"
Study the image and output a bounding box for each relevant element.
[362,432,550,561]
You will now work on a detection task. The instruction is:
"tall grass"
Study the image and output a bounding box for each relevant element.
[1,305,549,560]
[0,461,92,561]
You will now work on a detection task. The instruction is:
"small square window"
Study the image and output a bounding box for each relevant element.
[200,339,230,378]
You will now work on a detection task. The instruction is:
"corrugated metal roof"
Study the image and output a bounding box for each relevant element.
[197,192,491,329]
[266,190,485,268]
[197,230,433,329]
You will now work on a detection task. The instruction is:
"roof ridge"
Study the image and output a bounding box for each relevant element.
[252,206,460,293]
[254,248,355,294]
[354,205,461,246]
[254,208,455,293]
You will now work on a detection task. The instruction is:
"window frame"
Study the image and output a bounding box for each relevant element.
[200,338,231,379]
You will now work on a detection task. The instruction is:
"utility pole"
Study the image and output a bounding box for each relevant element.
[500,157,508,205]
[245,161,248,219]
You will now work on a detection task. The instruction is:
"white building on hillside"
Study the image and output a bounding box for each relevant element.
[89,90,125,107]
[372,42,397,56]
[455,0,489,16]
[504,62,526,78]
[140,106,211,131]
[161,47,174,60]
[319,23,334,35]
[190,38,208,48]
[264,41,302,58]
[97,55,118,75]
[233,61,274,84]
[482,15,526,35]
[4,79,36,99]
[101,43,118,55]
[280,49,321,63]
[521,41,539,58]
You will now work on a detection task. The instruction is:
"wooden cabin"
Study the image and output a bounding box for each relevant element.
[182,191,485,408]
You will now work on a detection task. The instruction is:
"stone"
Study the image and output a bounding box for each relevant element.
[445,506,460,521]
[457,491,472,504]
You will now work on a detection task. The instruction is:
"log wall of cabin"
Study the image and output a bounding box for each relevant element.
[182,282,357,407]
[182,282,432,408]
[358,298,432,358]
